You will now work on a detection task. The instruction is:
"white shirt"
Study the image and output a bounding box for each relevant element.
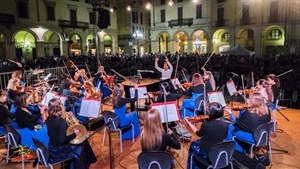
[155,61,173,79]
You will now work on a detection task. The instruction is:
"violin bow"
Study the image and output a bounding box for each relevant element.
[85,63,92,79]
[173,55,180,89]
[62,60,74,81]
[201,53,214,70]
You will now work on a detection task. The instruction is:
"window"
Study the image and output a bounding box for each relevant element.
[85,0,91,3]
[196,4,202,19]
[132,11,139,23]
[247,29,254,39]
[222,32,230,42]
[46,6,55,21]
[89,12,95,24]
[70,9,77,22]
[18,0,29,18]
[178,7,183,20]
[140,13,143,24]
[161,10,165,22]
[178,0,183,2]
[268,29,282,40]
[161,0,165,5]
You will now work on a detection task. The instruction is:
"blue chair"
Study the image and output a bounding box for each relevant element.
[182,92,204,118]
[101,111,134,152]
[32,138,72,169]
[3,124,25,169]
[137,151,173,169]
[190,141,235,169]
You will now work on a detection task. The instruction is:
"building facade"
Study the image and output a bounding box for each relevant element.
[0,0,150,60]
[149,0,300,56]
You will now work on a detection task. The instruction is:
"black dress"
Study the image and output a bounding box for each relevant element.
[46,117,97,169]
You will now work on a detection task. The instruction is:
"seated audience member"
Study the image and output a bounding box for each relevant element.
[185,102,229,169]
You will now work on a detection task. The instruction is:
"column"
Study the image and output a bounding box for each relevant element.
[6,41,16,59]
[206,38,213,54]
[35,42,45,57]
[254,27,263,58]
[169,40,175,54]
[229,28,235,48]
[61,41,69,56]
[187,39,193,53]
[151,40,158,53]
[99,39,104,55]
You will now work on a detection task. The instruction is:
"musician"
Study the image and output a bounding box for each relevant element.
[202,69,216,92]
[0,89,18,135]
[14,92,49,150]
[67,60,78,78]
[59,78,87,123]
[256,79,272,103]
[185,102,229,169]
[6,78,19,102]
[141,108,181,152]
[225,92,271,153]
[11,70,25,86]
[45,98,96,169]
[181,73,205,119]
[77,69,89,85]
[155,57,173,79]
[266,74,280,105]
[112,83,141,140]
[93,66,111,99]
[148,82,183,103]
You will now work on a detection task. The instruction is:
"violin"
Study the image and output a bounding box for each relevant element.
[182,82,192,88]
[83,81,101,99]
[186,115,209,123]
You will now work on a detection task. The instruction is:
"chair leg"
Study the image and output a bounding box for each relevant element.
[21,153,24,169]
[184,109,186,119]
[119,130,122,152]
[102,127,107,146]
[190,154,193,169]
[131,124,134,143]
[268,141,273,164]
[6,143,9,163]
[250,145,254,158]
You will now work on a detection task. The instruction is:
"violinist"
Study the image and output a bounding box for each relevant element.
[6,78,19,102]
[93,66,111,100]
[67,60,79,79]
[202,68,216,92]
[181,73,205,119]
[11,70,25,86]
[256,79,272,103]
[266,74,280,105]
[83,81,101,99]
[185,102,229,169]
[147,82,183,103]
[225,92,271,153]
[60,78,87,123]
[0,89,18,133]
[14,92,49,150]
[141,109,181,164]
[76,69,89,85]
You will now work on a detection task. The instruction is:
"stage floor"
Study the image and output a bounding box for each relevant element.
[1,99,300,169]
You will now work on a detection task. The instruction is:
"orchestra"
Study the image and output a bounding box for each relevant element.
[0,56,290,168]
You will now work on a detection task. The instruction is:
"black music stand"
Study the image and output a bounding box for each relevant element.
[137,70,157,79]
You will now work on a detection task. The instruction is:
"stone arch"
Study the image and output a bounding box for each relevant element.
[236,28,255,51]
[69,33,82,55]
[212,29,230,53]
[103,34,113,54]
[42,30,61,57]
[157,31,171,53]
[13,30,38,60]
[173,31,189,53]
[263,25,285,54]
[0,32,8,59]
[191,29,208,54]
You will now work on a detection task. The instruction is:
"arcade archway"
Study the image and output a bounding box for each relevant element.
[191,30,207,54]
[69,33,82,55]
[174,31,188,54]
[43,30,60,57]
[13,30,37,60]
[157,32,170,53]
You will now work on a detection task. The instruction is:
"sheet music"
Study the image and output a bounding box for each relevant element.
[226,81,237,96]
[208,91,227,107]
[150,102,179,123]
[41,92,56,106]
[130,87,148,99]
[78,99,101,118]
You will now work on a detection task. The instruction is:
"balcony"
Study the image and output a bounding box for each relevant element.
[240,17,257,25]
[168,18,193,28]
[268,15,286,23]
[215,20,229,27]
[58,20,89,30]
[118,34,134,40]
[0,13,15,28]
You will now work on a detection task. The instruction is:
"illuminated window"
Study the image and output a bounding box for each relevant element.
[222,32,230,42]
[268,29,282,40]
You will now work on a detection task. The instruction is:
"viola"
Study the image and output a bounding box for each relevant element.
[83,81,101,99]
[182,82,192,88]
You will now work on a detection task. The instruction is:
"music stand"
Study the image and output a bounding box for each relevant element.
[130,87,148,116]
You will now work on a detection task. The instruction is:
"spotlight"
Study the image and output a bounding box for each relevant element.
[168,0,173,6]
[110,6,116,12]
[127,4,132,11]
[145,2,151,10]
[193,0,198,3]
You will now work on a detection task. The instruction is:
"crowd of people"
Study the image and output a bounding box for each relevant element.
[0,51,297,168]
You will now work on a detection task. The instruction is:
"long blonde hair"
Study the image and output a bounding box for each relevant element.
[248,92,269,116]
[191,73,203,86]
[141,109,164,151]
[112,83,124,107]
[7,78,19,90]
[204,71,216,91]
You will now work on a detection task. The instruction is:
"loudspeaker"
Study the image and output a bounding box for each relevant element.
[82,115,105,131]
[232,151,266,169]
[97,8,110,29]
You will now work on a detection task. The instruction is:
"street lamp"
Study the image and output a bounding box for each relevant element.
[132,31,143,55]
